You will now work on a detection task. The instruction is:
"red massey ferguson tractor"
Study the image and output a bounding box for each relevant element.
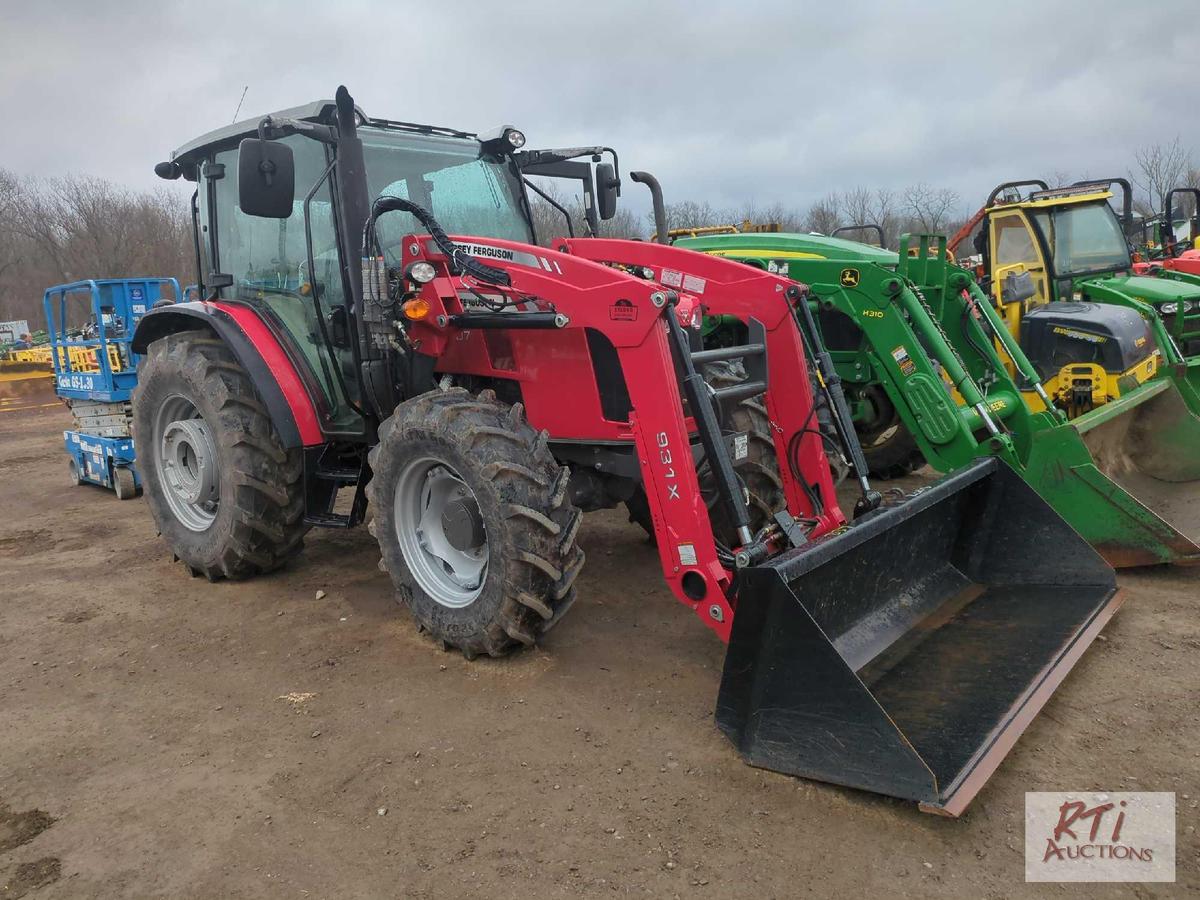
[139,86,1122,815]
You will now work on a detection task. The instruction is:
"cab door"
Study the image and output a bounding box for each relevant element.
[989,210,1051,333]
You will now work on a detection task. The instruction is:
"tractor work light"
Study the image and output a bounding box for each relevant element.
[407,261,437,284]
[479,125,526,155]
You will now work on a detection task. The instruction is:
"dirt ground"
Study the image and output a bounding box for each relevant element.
[1,390,1197,899]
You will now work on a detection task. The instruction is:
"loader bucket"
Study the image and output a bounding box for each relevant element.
[1020,410,1200,568]
[1075,376,1200,483]
[716,458,1123,816]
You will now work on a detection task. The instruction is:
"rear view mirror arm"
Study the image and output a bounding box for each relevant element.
[256,116,338,146]
[521,176,575,238]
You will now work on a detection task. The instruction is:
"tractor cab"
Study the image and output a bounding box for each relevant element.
[978,184,1132,323]
[155,99,620,439]
[962,180,1189,416]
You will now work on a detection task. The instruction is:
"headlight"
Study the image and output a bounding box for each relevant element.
[1160,302,1177,314]
[407,261,437,284]
[505,128,526,149]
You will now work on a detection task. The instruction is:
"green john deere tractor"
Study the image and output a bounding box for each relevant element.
[665,219,1200,568]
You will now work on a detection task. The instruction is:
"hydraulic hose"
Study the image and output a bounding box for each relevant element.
[789,286,882,516]
[366,196,511,287]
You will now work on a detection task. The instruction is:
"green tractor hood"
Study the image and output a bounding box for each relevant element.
[1089,274,1200,305]
[675,232,899,265]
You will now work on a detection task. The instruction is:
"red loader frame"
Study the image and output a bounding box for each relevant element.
[396,233,845,640]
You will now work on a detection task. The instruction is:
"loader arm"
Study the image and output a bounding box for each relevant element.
[397,233,845,639]
[553,236,849,531]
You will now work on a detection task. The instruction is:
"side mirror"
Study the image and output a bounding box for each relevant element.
[237,138,295,218]
[595,162,619,220]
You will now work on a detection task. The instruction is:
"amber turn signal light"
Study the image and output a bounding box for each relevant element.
[403,298,431,320]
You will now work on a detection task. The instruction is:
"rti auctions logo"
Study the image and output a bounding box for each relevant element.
[1044,797,1147,862]
[1025,792,1175,883]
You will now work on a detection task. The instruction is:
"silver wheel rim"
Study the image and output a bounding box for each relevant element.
[393,457,489,608]
[866,423,901,449]
[155,394,219,532]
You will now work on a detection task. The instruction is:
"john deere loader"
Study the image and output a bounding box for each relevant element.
[648,184,1200,566]
[135,87,1121,815]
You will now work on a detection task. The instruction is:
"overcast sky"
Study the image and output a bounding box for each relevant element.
[2,0,1197,218]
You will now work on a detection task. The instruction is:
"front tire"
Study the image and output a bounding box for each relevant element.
[132,329,308,580]
[367,388,585,659]
[697,361,786,545]
[113,466,138,500]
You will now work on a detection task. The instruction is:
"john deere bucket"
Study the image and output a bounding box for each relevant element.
[716,458,1123,816]
[1075,376,1200,484]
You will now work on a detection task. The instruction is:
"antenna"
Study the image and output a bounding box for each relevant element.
[231,85,249,123]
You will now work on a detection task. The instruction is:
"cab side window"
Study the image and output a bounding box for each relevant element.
[994,215,1038,268]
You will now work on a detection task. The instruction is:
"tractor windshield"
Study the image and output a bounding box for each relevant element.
[1030,200,1130,278]
[360,128,533,259]
[201,128,531,435]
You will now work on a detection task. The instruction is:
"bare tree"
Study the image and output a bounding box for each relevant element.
[1130,138,1192,215]
[803,192,841,235]
[840,187,873,229]
[903,183,961,234]
[0,169,22,301]
[658,199,726,232]
[0,172,191,324]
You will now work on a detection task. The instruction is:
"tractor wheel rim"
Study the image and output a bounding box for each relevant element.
[394,457,488,609]
[865,423,901,449]
[155,394,219,532]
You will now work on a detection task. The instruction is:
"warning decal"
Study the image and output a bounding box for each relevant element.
[610,299,638,321]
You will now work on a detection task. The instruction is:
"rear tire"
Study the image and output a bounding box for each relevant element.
[67,458,81,487]
[132,329,308,580]
[367,388,585,659]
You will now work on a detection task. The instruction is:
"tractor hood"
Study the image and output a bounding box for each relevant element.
[1092,274,1200,304]
[676,232,898,265]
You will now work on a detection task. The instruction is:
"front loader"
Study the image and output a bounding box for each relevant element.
[134,87,1120,815]
[666,200,1200,566]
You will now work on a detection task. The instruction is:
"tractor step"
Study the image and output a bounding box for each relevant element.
[304,511,357,527]
[302,447,369,529]
[314,466,360,484]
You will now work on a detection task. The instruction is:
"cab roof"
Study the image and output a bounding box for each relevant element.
[172,99,346,166]
[169,98,478,168]
[987,186,1113,212]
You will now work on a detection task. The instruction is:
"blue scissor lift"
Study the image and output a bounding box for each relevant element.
[45,278,180,499]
